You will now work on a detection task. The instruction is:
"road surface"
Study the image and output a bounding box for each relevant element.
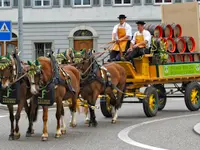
[0,96,199,150]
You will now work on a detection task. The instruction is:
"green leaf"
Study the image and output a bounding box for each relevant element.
[81,49,86,55]
[72,48,77,54]
[27,61,32,66]
[6,53,10,60]
[35,60,40,66]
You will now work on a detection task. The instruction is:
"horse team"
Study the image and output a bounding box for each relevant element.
[0,48,127,141]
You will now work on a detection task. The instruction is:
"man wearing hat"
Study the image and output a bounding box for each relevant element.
[109,14,132,61]
[125,21,151,68]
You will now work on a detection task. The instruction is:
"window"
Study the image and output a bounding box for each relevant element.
[104,0,112,5]
[34,0,51,7]
[63,0,71,6]
[53,0,60,6]
[0,0,11,7]
[134,0,141,4]
[13,0,18,7]
[73,30,93,36]
[24,0,31,7]
[74,0,91,6]
[34,42,52,58]
[154,0,172,4]
[113,0,131,5]
[174,0,181,2]
[144,0,152,4]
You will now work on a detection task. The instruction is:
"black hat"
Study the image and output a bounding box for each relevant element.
[118,14,127,19]
[136,21,146,25]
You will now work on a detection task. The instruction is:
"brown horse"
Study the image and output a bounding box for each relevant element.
[70,49,126,126]
[27,56,80,141]
[0,54,38,140]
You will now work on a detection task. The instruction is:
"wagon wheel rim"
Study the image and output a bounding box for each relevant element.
[191,88,199,105]
[149,94,157,111]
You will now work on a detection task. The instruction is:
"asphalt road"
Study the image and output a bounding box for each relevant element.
[0,96,199,150]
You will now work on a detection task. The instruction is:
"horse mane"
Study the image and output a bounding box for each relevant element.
[37,57,53,82]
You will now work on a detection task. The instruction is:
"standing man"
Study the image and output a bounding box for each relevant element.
[125,21,151,66]
[109,14,132,61]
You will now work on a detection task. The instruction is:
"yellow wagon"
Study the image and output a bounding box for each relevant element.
[100,53,200,117]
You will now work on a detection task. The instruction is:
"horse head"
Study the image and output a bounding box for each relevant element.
[72,48,94,74]
[27,60,42,95]
[0,54,16,89]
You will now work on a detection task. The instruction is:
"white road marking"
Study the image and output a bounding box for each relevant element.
[118,113,200,150]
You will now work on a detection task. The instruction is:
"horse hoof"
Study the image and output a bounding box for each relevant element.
[55,133,62,138]
[70,123,77,128]
[111,120,117,124]
[85,119,89,124]
[61,129,66,135]
[14,133,20,140]
[8,135,14,140]
[88,120,98,127]
[41,136,48,141]
[26,132,32,137]
[31,129,35,134]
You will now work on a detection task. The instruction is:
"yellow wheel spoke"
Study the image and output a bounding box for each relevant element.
[191,89,199,105]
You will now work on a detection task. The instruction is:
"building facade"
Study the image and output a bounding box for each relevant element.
[0,0,194,61]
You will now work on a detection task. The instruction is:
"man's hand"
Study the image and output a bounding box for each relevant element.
[116,39,121,44]
[127,48,133,52]
[133,44,138,49]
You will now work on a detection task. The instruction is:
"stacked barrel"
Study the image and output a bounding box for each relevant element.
[144,23,197,63]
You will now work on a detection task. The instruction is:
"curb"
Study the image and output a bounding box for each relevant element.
[0,103,57,111]
[193,122,200,135]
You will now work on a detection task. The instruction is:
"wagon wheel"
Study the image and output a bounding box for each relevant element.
[100,95,112,118]
[184,82,200,111]
[153,84,167,111]
[143,86,159,117]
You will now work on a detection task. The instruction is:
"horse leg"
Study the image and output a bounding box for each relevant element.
[41,106,48,141]
[84,107,89,124]
[26,98,37,137]
[55,98,62,138]
[7,104,14,140]
[111,83,126,124]
[88,92,99,127]
[14,98,26,140]
[60,104,66,135]
[69,96,77,128]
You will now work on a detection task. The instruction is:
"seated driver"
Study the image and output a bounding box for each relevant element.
[125,21,151,67]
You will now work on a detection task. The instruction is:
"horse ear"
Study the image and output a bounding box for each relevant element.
[35,60,40,66]
[27,61,32,66]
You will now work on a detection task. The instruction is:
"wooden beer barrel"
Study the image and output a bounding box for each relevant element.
[194,54,200,62]
[171,23,182,38]
[167,54,175,63]
[160,24,173,38]
[165,37,176,53]
[184,54,193,62]
[174,37,186,53]
[144,24,163,38]
[181,36,196,52]
[175,54,184,62]
[152,37,168,49]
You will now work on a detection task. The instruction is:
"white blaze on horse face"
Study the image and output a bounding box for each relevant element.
[30,75,38,94]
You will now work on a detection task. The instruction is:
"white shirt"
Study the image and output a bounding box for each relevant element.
[131,30,151,48]
[112,22,132,40]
